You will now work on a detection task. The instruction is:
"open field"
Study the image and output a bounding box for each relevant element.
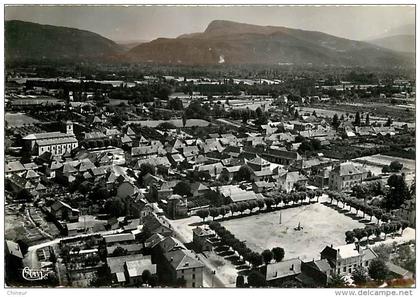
[353,154,415,182]
[299,106,415,127]
[221,203,365,261]
[5,112,40,127]
[125,118,210,127]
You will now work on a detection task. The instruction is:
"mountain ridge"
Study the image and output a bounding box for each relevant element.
[127,20,414,67]
[5,20,123,62]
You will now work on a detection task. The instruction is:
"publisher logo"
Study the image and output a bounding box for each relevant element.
[22,267,50,281]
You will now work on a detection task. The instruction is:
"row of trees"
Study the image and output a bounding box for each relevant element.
[326,187,410,227]
[208,221,285,268]
[196,190,323,221]
[345,219,409,245]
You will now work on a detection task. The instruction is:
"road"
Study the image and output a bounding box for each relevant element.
[23,229,121,271]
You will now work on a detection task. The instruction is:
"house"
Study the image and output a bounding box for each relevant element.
[166,195,188,219]
[192,227,215,252]
[143,214,173,237]
[278,171,308,193]
[116,181,140,199]
[266,258,302,285]
[5,240,23,259]
[194,162,224,178]
[386,262,414,280]
[328,162,368,191]
[149,180,179,201]
[221,165,241,182]
[247,155,271,172]
[251,169,274,182]
[252,181,275,193]
[161,248,204,288]
[190,182,209,197]
[103,233,136,246]
[106,254,156,285]
[296,259,332,287]
[107,243,143,256]
[50,201,80,221]
[5,161,26,176]
[245,147,302,166]
[320,243,378,275]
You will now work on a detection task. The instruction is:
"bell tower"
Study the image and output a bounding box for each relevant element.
[66,120,74,135]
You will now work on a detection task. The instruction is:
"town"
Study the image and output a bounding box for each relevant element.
[4,65,416,288]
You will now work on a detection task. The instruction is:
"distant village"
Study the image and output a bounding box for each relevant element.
[5,71,416,288]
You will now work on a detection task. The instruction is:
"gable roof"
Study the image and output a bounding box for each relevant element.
[266,258,302,281]
[164,249,204,271]
[5,240,23,258]
[5,161,25,173]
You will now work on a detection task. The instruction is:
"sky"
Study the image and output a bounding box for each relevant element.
[5,5,415,43]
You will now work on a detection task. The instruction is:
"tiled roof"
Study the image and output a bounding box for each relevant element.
[5,161,25,173]
[266,258,302,281]
[164,249,204,270]
[37,137,78,146]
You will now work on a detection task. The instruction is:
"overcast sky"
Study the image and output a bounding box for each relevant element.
[5,5,415,42]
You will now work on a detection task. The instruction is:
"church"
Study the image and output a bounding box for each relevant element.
[22,121,78,156]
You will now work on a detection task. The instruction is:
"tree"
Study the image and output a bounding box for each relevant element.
[149,275,158,287]
[261,249,273,265]
[354,111,361,126]
[139,163,156,177]
[236,275,245,288]
[332,114,340,129]
[345,231,355,244]
[271,247,285,262]
[255,107,263,118]
[167,98,183,110]
[365,113,370,125]
[382,165,391,173]
[141,270,152,285]
[237,165,253,182]
[247,270,266,287]
[104,197,126,217]
[182,113,187,127]
[173,181,191,197]
[209,208,220,220]
[352,266,367,285]
[17,189,33,201]
[248,252,263,267]
[156,122,177,131]
[389,161,403,172]
[368,259,389,282]
[112,246,127,257]
[385,174,410,210]
[196,209,209,222]
[328,273,346,287]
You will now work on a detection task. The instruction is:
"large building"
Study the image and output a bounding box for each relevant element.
[320,243,377,275]
[22,121,78,156]
[328,162,368,191]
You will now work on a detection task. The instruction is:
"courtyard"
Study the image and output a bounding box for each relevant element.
[221,202,365,261]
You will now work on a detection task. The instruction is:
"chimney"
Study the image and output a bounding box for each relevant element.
[170,257,174,262]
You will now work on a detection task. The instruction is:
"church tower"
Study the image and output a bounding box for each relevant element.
[66,121,74,135]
